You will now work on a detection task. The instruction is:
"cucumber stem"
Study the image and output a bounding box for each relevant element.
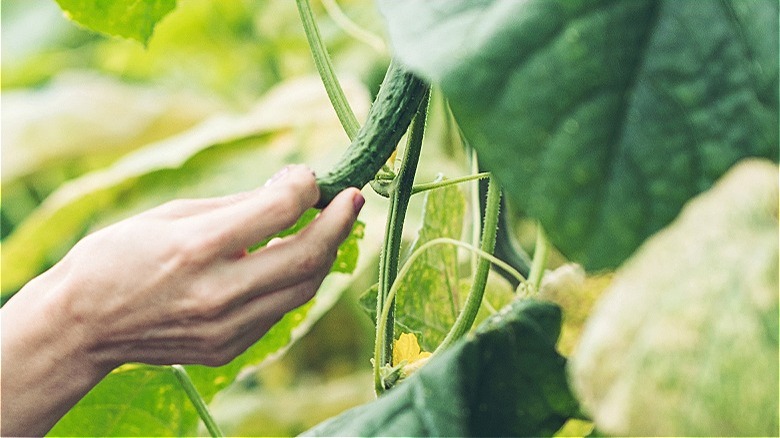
[435,176,501,353]
[528,224,550,293]
[170,365,223,438]
[374,90,430,395]
[296,0,360,140]
[410,172,491,195]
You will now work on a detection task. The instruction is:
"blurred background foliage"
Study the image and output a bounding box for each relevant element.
[1,1,605,435]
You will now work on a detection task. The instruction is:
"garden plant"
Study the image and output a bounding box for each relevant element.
[2,0,778,436]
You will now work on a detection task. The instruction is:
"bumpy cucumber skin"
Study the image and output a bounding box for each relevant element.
[315,61,428,208]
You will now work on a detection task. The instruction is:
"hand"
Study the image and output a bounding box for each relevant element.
[0,164,364,435]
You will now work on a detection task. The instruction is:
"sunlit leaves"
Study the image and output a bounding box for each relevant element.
[54,0,177,45]
[569,159,779,436]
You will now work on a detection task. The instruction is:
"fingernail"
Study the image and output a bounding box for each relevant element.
[264,166,291,187]
[353,191,365,214]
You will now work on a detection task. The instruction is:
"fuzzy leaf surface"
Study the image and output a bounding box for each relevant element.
[378,0,779,270]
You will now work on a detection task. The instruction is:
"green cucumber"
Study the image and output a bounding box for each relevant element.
[315,60,428,208]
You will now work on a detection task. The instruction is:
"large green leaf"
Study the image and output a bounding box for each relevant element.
[54,0,177,45]
[378,0,779,270]
[569,159,779,436]
[304,299,578,436]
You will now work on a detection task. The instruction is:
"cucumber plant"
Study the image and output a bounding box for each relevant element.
[17,0,780,436]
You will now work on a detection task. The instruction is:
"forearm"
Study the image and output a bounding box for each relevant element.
[1,272,108,436]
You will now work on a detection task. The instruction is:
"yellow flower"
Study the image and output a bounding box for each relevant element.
[392,333,432,367]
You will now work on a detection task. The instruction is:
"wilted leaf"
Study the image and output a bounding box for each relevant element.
[303,299,579,437]
[378,0,779,270]
[1,73,222,184]
[54,0,177,45]
[569,159,779,436]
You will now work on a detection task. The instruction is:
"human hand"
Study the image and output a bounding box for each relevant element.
[0,164,363,436]
[20,164,363,369]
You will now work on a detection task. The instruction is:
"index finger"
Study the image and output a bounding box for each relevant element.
[194,165,320,253]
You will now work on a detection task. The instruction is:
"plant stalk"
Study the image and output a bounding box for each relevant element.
[411,172,490,195]
[296,0,360,140]
[170,365,223,438]
[435,176,501,353]
[527,224,550,293]
[374,90,430,395]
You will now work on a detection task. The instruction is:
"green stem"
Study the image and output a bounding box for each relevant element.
[468,148,481,275]
[373,90,430,395]
[435,176,501,353]
[296,0,360,140]
[171,365,223,438]
[527,224,550,293]
[410,172,490,195]
[320,0,386,53]
[375,237,526,367]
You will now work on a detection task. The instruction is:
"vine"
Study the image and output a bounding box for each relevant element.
[170,365,223,438]
[373,90,430,394]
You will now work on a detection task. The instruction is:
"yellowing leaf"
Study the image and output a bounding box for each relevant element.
[392,333,432,367]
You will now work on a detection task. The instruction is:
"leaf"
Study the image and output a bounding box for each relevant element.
[54,0,177,45]
[568,159,779,436]
[303,299,579,437]
[1,73,221,184]
[378,0,779,270]
[1,73,223,237]
[390,181,466,350]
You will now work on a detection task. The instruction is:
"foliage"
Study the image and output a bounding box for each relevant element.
[569,159,779,436]
[378,0,779,270]
[304,299,578,437]
[359,183,515,352]
[54,0,176,45]
[3,0,778,436]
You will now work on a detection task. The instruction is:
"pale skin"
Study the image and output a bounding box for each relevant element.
[0,165,364,437]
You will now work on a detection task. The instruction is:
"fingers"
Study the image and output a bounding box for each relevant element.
[217,187,364,304]
[147,192,256,219]
[193,165,320,253]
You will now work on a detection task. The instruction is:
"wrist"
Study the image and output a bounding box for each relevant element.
[1,269,109,435]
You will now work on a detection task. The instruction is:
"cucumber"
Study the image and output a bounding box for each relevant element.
[315,60,428,208]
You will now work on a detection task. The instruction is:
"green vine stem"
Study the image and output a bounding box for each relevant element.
[527,223,550,293]
[296,0,360,140]
[374,90,430,395]
[435,176,501,353]
[170,365,224,438]
[468,148,482,275]
[374,236,527,373]
[411,172,490,195]
[320,0,387,53]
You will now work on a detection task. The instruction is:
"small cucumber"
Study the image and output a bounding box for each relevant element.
[315,60,428,208]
